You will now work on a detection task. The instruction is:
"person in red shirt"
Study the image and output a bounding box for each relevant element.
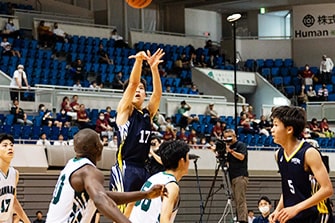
[177,127,188,143]
[95,112,113,140]
[162,125,176,141]
[61,96,71,112]
[70,95,80,112]
[320,117,334,138]
[76,104,91,129]
[212,120,223,139]
[299,64,314,89]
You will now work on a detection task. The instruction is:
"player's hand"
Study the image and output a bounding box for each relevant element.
[147,48,165,68]
[145,184,168,199]
[128,51,149,61]
[273,206,298,223]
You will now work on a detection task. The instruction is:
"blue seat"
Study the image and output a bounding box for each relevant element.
[271,67,280,76]
[12,124,22,139]
[272,77,283,87]
[284,86,295,97]
[274,59,283,67]
[21,125,32,139]
[261,68,271,79]
[284,58,293,67]
[256,59,265,69]
[283,76,292,86]
[5,114,14,125]
[3,125,12,135]
[31,126,41,139]
[265,59,274,68]
[289,67,299,76]
[69,126,79,139]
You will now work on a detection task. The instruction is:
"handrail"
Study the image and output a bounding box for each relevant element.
[14,8,93,20]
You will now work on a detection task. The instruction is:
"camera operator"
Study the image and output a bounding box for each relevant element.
[223,129,249,223]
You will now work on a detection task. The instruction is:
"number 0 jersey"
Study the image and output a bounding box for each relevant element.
[0,167,16,223]
[46,158,96,223]
[129,171,179,223]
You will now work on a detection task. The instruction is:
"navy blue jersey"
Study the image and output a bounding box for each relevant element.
[116,108,151,166]
[277,141,318,221]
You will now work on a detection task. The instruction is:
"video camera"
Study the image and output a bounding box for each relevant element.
[215,139,227,161]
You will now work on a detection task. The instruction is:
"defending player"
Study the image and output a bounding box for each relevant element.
[269,106,333,223]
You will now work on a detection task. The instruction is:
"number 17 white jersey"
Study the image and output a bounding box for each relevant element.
[0,167,16,223]
[129,171,178,223]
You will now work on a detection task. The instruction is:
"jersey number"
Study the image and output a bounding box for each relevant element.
[52,174,66,204]
[139,130,151,144]
[135,181,153,212]
[0,199,10,213]
[288,180,295,194]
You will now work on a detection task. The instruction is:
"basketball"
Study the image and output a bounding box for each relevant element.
[126,0,152,9]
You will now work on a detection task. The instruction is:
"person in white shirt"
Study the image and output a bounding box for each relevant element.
[53,134,68,146]
[319,55,334,84]
[9,64,30,101]
[72,80,82,91]
[1,37,20,57]
[36,133,51,146]
[53,22,70,43]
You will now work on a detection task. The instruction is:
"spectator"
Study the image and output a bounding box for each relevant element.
[108,135,118,149]
[258,115,271,137]
[37,20,55,48]
[187,128,198,145]
[61,96,72,112]
[95,112,113,140]
[9,64,30,101]
[33,211,45,223]
[205,102,219,124]
[247,210,255,223]
[3,18,21,38]
[253,196,272,223]
[101,135,109,146]
[240,113,257,135]
[38,104,55,127]
[76,104,91,129]
[178,127,189,143]
[1,37,20,57]
[72,80,82,91]
[53,22,70,43]
[10,99,33,126]
[240,105,248,117]
[97,43,113,64]
[212,120,223,139]
[112,71,124,90]
[320,117,334,138]
[89,81,101,91]
[309,118,325,138]
[164,84,172,93]
[319,55,334,84]
[111,29,129,48]
[197,54,208,68]
[70,59,85,82]
[104,106,116,129]
[318,84,329,101]
[55,108,72,128]
[152,109,168,131]
[162,125,176,141]
[189,84,200,95]
[298,64,314,88]
[53,134,68,146]
[36,133,51,146]
[307,85,317,102]
[70,95,80,112]
[297,85,308,107]
[177,100,199,129]
[146,135,164,176]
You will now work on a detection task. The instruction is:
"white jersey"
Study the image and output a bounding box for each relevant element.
[46,158,96,223]
[9,70,26,88]
[0,167,17,223]
[129,172,179,223]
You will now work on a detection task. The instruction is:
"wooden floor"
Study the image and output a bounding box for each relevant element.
[18,172,335,223]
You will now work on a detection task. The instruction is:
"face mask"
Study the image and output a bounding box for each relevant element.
[259,205,270,214]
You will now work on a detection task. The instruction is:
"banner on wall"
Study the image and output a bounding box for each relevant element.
[293,3,335,39]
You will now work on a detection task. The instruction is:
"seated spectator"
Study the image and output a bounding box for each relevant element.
[162,125,176,141]
[110,29,129,48]
[89,81,101,91]
[108,135,118,148]
[308,118,325,138]
[101,135,109,147]
[307,85,317,102]
[37,20,55,47]
[320,117,334,138]
[189,84,200,95]
[111,71,124,90]
[180,53,191,70]
[95,112,113,140]
[3,18,21,39]
[36,133,51,146]
[72,80,82,91]
[76,104,91,129]
[199,137,210,149]
[240,105,248,117]
[70,59,85,82]
[70,95,80,112]
[1,37,20,57]
[153,109,168,131]
[97,43,113,64]
[104,106,116,129]
[258,115,271,137]
[53,134,68,146]
[211,120,223,139]
[205,102,219,124]
[177,100,199,129]
[297,85,308,106]
[61,96,72,112]
[53,22,70,43]
[38,104,56,127]
[55,108,72,128]
[190,52,199,67]
[187,128,198,145]
[253,196,272,223]
[196,54,208,68]
[240,113,257,134]
[177,127,188,143]
[318,84,329,101]
[164,84,172,93]
[301,127,320,149]
[10,99,33,126]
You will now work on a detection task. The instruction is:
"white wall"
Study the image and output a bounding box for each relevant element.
[258,14,285,37]
[185,8,222,42]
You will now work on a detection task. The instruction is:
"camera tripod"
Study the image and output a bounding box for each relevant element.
[204,160,237,223]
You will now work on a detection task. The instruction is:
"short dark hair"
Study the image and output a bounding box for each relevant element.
[160,140,189,170]
[270,106,306,138]
[36,210,43,215]
[123,78,147,92]
[0,134,14,144]
[258,196,271,205]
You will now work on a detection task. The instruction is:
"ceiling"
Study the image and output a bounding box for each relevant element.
[153,0,335,14]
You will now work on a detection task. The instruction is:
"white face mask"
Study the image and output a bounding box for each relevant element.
[259,205,270,214]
